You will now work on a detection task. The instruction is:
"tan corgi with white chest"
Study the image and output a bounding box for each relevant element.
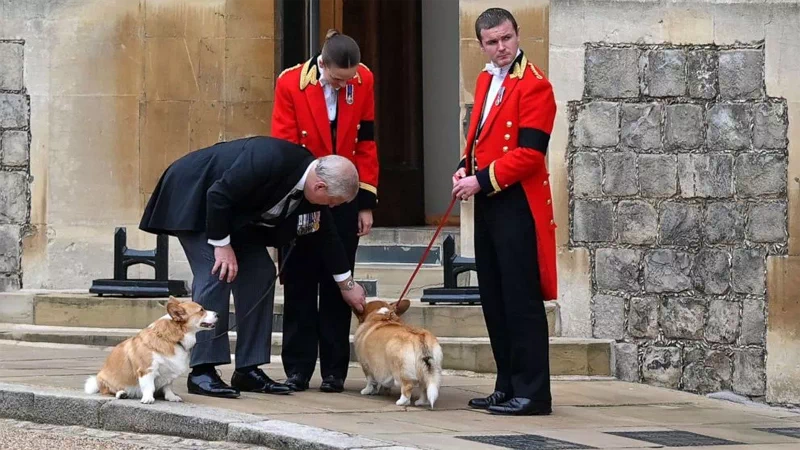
[353,299,443,408]
[84,296,218,404]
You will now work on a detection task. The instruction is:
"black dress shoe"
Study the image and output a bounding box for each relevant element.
[488,397,552,416]
[468,391,509,409]
[319,375,344,393]
[231,368,292,395]
[187,371,240,399]
[284,374,310,392]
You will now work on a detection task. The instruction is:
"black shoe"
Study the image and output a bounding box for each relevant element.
[468,391,509,409]
[187,370,240,399]
[231,367,292,395]
[319,375,344,393]
[284,374,310,392]
[488,397,552,416]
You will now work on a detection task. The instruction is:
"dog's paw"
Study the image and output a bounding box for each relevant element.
[165,393,183,403]
[360,385,377,395]
[395,395,411,406]
[140,395,155,404]
[115,391,128,400]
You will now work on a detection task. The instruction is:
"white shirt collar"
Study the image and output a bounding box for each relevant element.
[317,55,333,88]
[484,48,522,77]
[295,160,317,191]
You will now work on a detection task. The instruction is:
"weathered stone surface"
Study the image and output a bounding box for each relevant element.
[574,102,619,148]
[593,294,625,339]
[661,296,706,340]
[628,296,659,339]
[0,94,28,129]
[718,49,764,100]
[644,249,693,293]
[706,299,740,344]
[0,172,28,224]
[614,343,639,382]
[693,249,730,295]
[644,49,686,97]
[747,201,787,243]
[735,153,787,197]
[572,152,603,198]
[678,154,733,198]
[642,346,682,389]
[707,103,752,151]
[741,296,766,345]
[573,200,614,242]
[659,202,702,245]
[665,104,704,150]
[1,131,29,166]
[639,154,677,197]
[621,103,662,151]
[603,152,637,196]
[732,248,766,295]
[704,202,745,244]
[585,47,640,98]
[617,200,657,245]
[687,49,717,99]
[0,43,24,91]
[595,248,641,292]
[0,225,20,273]
[683,348,732,394]
[733,348,766,396]
[0,275,20,292]
[228,420,394,450]
[753,101,788,149]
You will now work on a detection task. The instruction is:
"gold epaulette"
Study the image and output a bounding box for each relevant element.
[509,54,528,79]
[528,62,544,80]
[277,63,300,79]
[300,59,319,90]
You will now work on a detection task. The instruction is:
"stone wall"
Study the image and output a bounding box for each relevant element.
[568,42,788,398]
[0,40,31,292]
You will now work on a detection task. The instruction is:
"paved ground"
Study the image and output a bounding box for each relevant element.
[2,340,800,450]
[0,418,273,450]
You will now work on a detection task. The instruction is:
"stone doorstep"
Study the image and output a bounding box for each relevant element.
[16,293,561,338]
[0,324,611,377]
[0,382,408,450]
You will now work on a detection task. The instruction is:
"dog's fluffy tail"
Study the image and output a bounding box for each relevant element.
[84,376,100,394]
[421,340,443,408]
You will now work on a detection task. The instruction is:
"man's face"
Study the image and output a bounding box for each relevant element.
[319,62,358,90]
[304,181,348,207]
[478,19,519,68]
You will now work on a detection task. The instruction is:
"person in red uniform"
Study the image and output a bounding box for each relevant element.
[452,8,557,416]
[271,30,379,393]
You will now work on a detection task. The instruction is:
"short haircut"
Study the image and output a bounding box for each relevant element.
[315,155,359,200]
[474,8,518,42]
[321,29,361,69]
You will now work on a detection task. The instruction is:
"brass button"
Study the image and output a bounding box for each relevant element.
[546,199,551,205]
[502,146,509,152]
[504,134,510,140]
[506,121,512,128]
[504,184,509,188]
[301,144,306,148]
[550,219,554,225]
[301,130,308,137]
[352,151,356,155]
[543,180,548,186]
[355,138,358,143]
[357,124,361,130]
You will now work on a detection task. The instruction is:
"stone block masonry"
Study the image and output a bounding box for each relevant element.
[568,42,787,398]
[0,40,31,292]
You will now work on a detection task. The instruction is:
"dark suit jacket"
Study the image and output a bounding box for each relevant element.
[139,136,350,275]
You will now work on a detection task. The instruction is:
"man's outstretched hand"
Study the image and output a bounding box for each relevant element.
[212,244,238,283]
[339,278,366,313]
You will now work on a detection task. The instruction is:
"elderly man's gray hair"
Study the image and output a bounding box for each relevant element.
[315,155,359,200]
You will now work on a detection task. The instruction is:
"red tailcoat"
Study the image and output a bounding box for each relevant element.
[460,52,558,300]
[271,56,379,209]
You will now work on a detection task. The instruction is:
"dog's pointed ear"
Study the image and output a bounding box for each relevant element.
[393,299,411,316]
[167,297,187,322]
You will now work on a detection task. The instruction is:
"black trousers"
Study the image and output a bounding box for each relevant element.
[474,184,551,403]
[281,200,359,381]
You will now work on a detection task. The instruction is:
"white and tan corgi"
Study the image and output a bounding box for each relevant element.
[353,299,443,408]
[84,296,218,404]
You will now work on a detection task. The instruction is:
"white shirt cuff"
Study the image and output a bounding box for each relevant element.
[207,235,231,247]
[332,271,352,283]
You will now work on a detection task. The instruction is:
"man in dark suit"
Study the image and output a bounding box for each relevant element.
[139,136,367,399]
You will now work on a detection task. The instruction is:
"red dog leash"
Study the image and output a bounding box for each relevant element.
[397,196,458,302]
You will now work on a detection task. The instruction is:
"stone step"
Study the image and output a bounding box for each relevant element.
[0,323,612,377]
[4,292,560,338]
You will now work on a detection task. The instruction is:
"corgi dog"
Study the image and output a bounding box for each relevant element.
[353,299,443,408]
[84,296,218,404]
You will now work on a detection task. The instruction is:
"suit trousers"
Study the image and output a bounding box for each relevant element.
[474,184,551,403]
[177,229,276,369]
[280,200,359,381]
